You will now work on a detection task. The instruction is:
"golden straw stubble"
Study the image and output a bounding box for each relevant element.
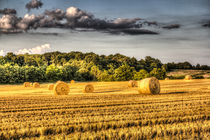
[23,82,31,87]
[53,81,70,95]
[128,80,138,87]
[48,84,54,90]
[165,78,169,80]
[70,80,75,84]
[185,75,192,80]
[83,84,94,93]
[33,82,40,88]
[138,77,160,94]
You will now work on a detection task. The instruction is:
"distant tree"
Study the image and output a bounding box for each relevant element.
[150,67,166,80]
[84,53,100,64]
[90,65,102,81]
[0,51,210,84]
[144,56,162,71]
[15,55,25,66]
[4,52,16,62]
[98,70,114,81]
[46,65,63,81]
[114,64,136,81]
[25,65,46,82]
[195,64,201,70]
[133,69,149,80]
[61,64,77,81]
[24,55,38,66]
[200,65,210,70]
[0,56,6,65]
[76,68,93,81]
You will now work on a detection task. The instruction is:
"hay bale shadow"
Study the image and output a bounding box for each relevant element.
[162,91,187,95]
[94,89,123,93]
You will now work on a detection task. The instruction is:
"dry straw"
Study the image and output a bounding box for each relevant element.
[185,75,192,80]
[128,80,138,87]
[23,82,31,87]
[83,84,94,93]
[70,80,75,84]
[48,84,54,90]
[138,77,160,94]
[33,82,40,88]
[165,78,169,80]
[53,81,70,95]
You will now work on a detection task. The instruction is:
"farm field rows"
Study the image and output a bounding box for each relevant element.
[0,79,209,139]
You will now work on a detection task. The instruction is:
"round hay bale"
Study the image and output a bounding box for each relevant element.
[128,80,138,87]
[138,77,160,94]
[165,78,169,80]
[185,75,192,80]
[70,80,75,84]
[83,84,94,93]
[23,82,30,87]
[53,81,70,95]
[48,84,54,90]
[33,82,40,88]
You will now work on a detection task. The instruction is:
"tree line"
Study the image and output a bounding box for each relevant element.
[167,62,210,70]
[0,51,208,84]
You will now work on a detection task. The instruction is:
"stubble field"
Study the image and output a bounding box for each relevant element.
[0,80,209,139]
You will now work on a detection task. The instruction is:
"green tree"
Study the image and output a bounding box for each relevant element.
[114,64,136,81]
[46,65,63,81]
[62,64,77,81]
[24,66,46,82]
[4,64,20,83]
[133,69,149,80]
[75,68,93,81]
[98,70,114,81]
[150,67,166,80]
[90,65,102,81]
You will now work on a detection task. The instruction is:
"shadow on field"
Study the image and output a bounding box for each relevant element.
[94,89,123,93]
[162,91,187,95]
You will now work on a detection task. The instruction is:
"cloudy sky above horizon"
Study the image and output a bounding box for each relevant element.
[0,0,210,65]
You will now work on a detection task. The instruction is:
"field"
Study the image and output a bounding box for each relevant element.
[167,69,210,79]
[0,80,209,139]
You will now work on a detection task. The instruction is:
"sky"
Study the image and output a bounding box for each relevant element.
[0,0,210,65]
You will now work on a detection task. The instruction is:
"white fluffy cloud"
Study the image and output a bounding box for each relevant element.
[0,44,51,56]
[66,7,91,19]
[66,7,94,27]
[17,14,44,30]
[112,18,141,27]
[15,44,51,55]
[0,15,18,30]
[0,50,6,56]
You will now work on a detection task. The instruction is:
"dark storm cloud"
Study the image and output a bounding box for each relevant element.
[0,8,17,15]
[64,7,158,35]
[44,9,65,21]
[203,21,210,27]
[25,0,43,11]
[65,7,143,29]
[65,7,141,28]
[107,28,158,35]
[143,21,158,26]
[0,6,161,35]
[162,24,180,29]
[38,16,64,28]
